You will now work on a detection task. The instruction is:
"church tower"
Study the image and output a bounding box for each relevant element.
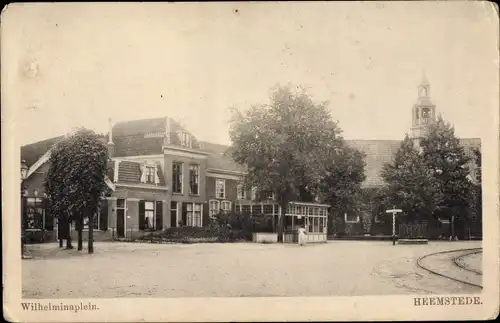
[410,72,436,147]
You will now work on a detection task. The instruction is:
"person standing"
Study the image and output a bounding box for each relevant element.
[298,225,307,246]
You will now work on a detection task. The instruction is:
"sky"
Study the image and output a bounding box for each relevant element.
[3,1,498,146]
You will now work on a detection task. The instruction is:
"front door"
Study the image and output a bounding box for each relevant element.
[117,209,125,238]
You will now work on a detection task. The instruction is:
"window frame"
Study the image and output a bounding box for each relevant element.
[215,179,226,199]
[221,200,232,213]
[209,200,220,218]
[179,131,192,148]
[145,165,155,184]
[344,212,360,224]
[144,200,156,230]
[236,183,246,200]
[189,164,200,195]
[250,187,257,201]
[186,203,203,227]
[172,162,184,194]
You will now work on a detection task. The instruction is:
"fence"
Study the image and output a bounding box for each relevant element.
[398,223,427,239]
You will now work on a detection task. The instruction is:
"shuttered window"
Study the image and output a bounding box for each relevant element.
[156,201,163,231]
[139,200,146,230]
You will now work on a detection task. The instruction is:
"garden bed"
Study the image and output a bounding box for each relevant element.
[136,224,253,244]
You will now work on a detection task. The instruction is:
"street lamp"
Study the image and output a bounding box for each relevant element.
[21,160,31,259]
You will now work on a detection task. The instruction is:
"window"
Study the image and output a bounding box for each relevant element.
[172,162,183,194]
[186,203,202,227]
[250,187,257,201]
[221,201,232,213]
[179,131,192,148]
[209,200,220,218]
[72,211,99,231]
[241,205,251,214]
[266,191,276,200]
[344,212,360,223]
[117,198,125,208]
[82,214,99,231]
[145,201,155,230]
[263,204,274,215]
[24,197,44,231]
[237,183,246,200]
[215,179,225,199]
[422,107,430,118]
[189,164,200,195]
[145,166,155,184]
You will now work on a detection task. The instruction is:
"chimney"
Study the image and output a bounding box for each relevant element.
[107,117,115,157]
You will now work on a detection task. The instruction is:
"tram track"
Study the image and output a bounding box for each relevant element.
[416,247,483,289]
[453,250,483,276]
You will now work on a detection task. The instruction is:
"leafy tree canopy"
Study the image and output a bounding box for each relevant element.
[318,145,367,214]
[229,85,347,204]
[44,128,109,220]
[381,135,440,221]
[420,116,473,210]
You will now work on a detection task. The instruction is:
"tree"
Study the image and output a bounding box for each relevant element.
[229,85,345,242]
[468,148,482,237]
[381,135,440,222]
[420,116,474,237]
[318,145,366,233]
[44,128,109,253]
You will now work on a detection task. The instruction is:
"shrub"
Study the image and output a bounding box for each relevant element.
[139,211,274,243]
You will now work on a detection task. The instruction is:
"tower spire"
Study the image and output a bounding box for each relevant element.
[410,72,436,146]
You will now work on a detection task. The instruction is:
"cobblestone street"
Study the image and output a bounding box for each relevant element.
[22,241,482,298]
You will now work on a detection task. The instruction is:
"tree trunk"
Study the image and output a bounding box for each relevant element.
[88,208,94,254]
[77,216,83,251]
[65,217,74,249]
[277,200,287,243]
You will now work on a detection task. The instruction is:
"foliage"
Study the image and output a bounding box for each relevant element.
[319,145,366,220]
[420,116,474,218]
[381,135,440,222]
[212,211,274,233]
[44,128,109,251]
[228,85,358,240]
[140,211,276,243]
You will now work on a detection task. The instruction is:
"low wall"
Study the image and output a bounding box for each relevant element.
[252,232,278,243]
[284,233,327,243]
[303,233,327,243]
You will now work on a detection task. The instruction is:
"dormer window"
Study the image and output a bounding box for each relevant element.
[145,166,155,184]
[178,131,192,148]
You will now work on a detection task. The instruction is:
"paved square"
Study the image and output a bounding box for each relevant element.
[23,241,482,298]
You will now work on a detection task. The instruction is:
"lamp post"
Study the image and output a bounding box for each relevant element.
[386,206,403,246]
[21,160,30,259]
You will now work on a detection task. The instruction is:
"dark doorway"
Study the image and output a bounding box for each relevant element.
[117,209,125,238]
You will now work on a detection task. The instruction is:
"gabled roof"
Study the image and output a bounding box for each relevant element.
[198,141,246,173]
[112,116,201,157]
[113,117,166,137]
[346,140,401,187]
[21,136,64,168]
